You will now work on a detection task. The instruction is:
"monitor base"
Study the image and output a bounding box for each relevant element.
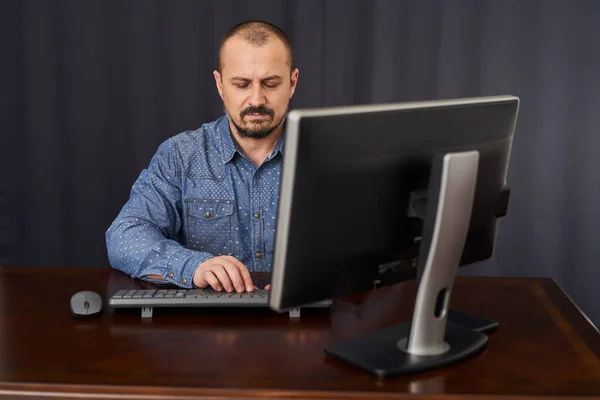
[447,308,498,333]
[324,321,487,378]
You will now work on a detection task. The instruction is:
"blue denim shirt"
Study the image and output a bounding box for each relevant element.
[106,115,284,288]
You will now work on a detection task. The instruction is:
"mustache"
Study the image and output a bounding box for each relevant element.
[241,105,274,118]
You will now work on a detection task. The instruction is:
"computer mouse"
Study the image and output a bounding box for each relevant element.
[70,290,103,318]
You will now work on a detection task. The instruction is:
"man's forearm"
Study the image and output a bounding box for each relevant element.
[106,216,213,288]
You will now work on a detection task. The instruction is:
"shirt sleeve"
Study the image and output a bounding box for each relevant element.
[105,138,213,288]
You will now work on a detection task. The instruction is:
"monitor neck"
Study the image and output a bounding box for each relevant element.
[405,150,479,355]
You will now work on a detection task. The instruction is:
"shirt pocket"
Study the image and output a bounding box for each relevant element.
[185,198,234,256]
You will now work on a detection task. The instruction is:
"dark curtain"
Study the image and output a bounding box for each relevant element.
[2,0,599,325]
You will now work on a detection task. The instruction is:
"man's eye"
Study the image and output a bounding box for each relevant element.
[235,83,249,89]
[264,83,279,89]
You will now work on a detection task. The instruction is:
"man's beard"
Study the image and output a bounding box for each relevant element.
[225,104,287,139]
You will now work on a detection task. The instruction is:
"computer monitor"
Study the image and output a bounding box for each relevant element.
[269,95,520,377]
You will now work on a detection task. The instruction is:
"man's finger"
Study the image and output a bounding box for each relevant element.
[202,270,221,291]
[212,265,234,292]
[223,263,245,293]
[264,284,271,291]
[231,259,253,291]
[222,256,253,291]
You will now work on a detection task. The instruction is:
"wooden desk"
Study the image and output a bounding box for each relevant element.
[0,266,598,399]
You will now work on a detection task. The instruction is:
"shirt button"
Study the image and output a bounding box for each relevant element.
[182,278,187,284]
[255,252,262,258]
[254,213,261,219]
[168,272,174,278]
[204,212,211,218]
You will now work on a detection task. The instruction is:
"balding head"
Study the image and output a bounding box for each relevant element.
[217,21,294,73]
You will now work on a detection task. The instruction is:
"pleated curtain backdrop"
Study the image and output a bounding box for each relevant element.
[1,0,599,325]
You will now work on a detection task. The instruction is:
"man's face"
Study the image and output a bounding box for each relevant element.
[214,36,299,139]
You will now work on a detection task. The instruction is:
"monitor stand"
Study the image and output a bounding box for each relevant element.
[325,151,490,377]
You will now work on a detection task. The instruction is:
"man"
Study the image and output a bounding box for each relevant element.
[106,21,299,293]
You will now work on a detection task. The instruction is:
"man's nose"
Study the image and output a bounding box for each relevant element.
[248,84,266,106]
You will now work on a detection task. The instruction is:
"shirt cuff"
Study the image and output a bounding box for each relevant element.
[164,248,213,289]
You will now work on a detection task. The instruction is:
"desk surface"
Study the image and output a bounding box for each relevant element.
[0,266,598,399]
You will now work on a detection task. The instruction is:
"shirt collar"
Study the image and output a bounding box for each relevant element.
[219,115,286,164]
[218,116,238,164]
[267,132,285,161]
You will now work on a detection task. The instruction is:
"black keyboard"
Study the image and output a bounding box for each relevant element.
[109,288,331,317]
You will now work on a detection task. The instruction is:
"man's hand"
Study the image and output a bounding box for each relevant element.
[193,256,254,292]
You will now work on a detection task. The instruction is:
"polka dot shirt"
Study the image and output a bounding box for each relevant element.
[105,115,284,288]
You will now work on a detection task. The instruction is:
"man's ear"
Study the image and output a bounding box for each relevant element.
[289,68,299,99]
[213,70,224,100]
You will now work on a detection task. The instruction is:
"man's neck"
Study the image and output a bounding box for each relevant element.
[229,122,283,167]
